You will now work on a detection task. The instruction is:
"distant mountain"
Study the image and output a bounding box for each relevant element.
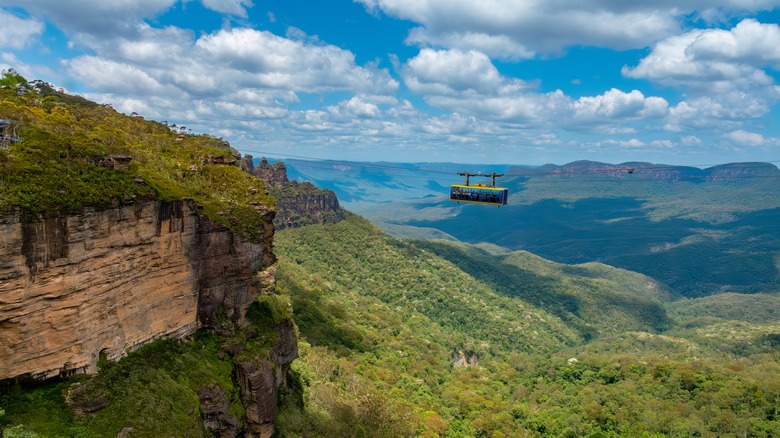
[509,160,780,182]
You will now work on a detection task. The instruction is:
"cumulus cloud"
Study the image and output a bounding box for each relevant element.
[56,21,400,148]
[64,25,398,97]
[401,49,669,129]
[681,135,703,146]
[67,56,173,96]
[195,28,398,93]
[0,9,44,49]
[201,0,253,17]
[328,96,382,120]
[625,19,780,131]
[356,0,780,58]
[725,130,767,146]
[623,20,780,93]
[665,93,772,133]
[402,49,525,96]
[0,0,251,43]
[573,89,668,122]
[687,19,780,66]
[1,0,177,39]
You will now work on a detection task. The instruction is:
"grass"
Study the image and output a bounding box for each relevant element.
[0,77,273,241]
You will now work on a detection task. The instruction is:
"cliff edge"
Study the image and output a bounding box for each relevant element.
[0,74,297,437]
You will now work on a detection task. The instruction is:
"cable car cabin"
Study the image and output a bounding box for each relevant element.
[449,172,509,206]
[450,184,508,206]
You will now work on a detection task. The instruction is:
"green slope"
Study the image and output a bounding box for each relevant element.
[416,240,675,338]
[276,214,581,355]
[275,217,780,437]
[0,73,273,240]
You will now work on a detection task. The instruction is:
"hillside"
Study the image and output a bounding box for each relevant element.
[2,72,779,437]
[0,73,296,437]
[272,217,780,437]
[415,240,676,338]
[0,74,274,241]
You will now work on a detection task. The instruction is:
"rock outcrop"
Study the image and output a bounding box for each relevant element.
[234,319,298,437]
[248,156,346,230]
[272,185,345,229]
[0,199,275,381]
[198,383,240,437]
[251,157,289,189]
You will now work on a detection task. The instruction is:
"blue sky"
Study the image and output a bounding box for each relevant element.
[2,0,780,166]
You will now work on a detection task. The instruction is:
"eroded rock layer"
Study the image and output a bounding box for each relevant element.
[0,199,275,380]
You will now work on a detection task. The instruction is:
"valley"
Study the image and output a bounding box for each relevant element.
[1,76,779,437]
[282,158,780,297]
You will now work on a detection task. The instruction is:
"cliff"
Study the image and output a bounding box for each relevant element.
[0,76,298,437]
[246,156,346,229]
[0,199,276,380]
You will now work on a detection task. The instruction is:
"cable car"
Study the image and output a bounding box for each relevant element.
[450,172,509,206]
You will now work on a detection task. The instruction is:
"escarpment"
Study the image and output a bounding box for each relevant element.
[247,156,347,229]
[0,77,302,437]
[0,199,278,380]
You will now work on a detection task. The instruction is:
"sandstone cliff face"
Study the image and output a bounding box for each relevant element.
[0,199,275,381]
[273,185,346,230]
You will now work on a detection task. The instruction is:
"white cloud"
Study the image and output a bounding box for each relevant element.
[623,20,780,94]
[573,89,668,122]
[687,19,780,67]
[401,50,669,129]
[328,96,381,119]
[201,0,253,17]
[0,9,44,49]
[356,0,780,57]
[681,135,703,146]
[402,49,524,96]
[51,22,400,142]
[405,30,535,60]
[725,130,767,146]
[1,0,177,39]
[214,101,288,119]
[1,0,252,43]
[195,28,398,93]
[66,56,175,96]
[665,94,772,132]
[625,19,780,131]
[650,139,674,149]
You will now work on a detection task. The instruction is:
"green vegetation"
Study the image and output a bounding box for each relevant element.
[514,177,780,224]
[2,334,225,437]
[416,239,675,338]
[3,71,779,436]
[0,71,272,240]
[274,217,780,437]
[667,292,780,324]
